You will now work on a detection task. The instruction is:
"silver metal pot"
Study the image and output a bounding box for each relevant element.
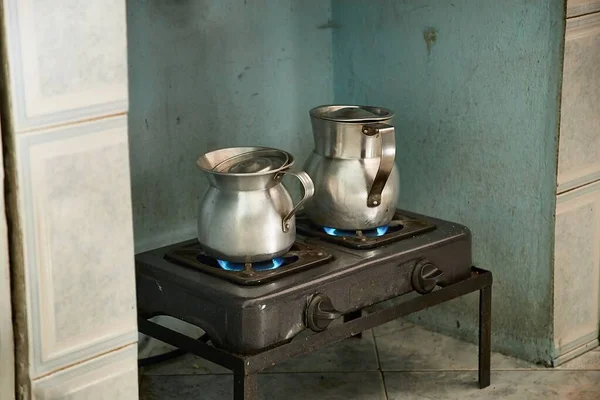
[303,105,400,230]
[197,147,314,263]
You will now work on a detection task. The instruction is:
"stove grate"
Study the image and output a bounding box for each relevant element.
[164,241,333,286]
[297,210,436,249]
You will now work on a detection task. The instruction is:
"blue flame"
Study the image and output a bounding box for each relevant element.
[217,259,244,271]
[254,257,285,271]
[323,227,339,236]
[216,257,285,272]
[375,225,389,236]
[323,225,389,238]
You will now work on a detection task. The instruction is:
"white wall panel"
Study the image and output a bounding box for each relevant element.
[2,0,128,132]
[558,14,600,193]
[17,116,137,377]
[554,181,600,359]
[32,344,138,400]
[567,0,600,18]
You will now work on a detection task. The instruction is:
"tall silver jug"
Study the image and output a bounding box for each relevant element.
[303,105,400,230]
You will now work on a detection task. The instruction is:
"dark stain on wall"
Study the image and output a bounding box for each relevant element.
[423,27,438,54]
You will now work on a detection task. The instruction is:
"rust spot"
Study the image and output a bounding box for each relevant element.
[423,27,438,54]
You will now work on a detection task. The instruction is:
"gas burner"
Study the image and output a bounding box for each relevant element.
[323,225,390,238]
[204,255,294,272]
[164,241,333,285]
[216,257,286,272]
[297,210,436,249]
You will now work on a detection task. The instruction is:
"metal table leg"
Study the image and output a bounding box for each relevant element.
[344,310,363,338]
[234,373,258,400]
[478,285,492,389]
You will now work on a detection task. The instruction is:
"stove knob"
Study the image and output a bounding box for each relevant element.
[412,259,444,294]
[306,294,343,332]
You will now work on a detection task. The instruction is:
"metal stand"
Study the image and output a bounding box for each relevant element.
[234,373,257,400]
[478,284,492,388]
[344,310,363,338]
[138,267,492,399]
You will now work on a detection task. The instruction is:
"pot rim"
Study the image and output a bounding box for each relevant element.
[197,146,295,177]
[309,104,394,123]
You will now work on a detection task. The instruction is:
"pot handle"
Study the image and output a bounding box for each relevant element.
[362,123,396,208]
[280,170,315,233]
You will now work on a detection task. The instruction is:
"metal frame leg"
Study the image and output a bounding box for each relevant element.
[234,373,258,400]
[344,310,363,338]
[478,285,492,389]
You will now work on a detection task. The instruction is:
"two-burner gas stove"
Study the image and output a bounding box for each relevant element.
[136,210,493,400]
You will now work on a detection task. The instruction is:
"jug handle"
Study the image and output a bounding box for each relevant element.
[279,170,315,232]
[362,123,396,208]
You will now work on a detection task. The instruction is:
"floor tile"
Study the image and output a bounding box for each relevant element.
[142,353,229,376]
[375,324,534,371]
[372,318,414,338]
[142,330,379,375]
[383,371,600,400]
[140,372,387,400]
[139,374,230,400]
[270,330,379,372]
[558,347,600,370]
[260,372,387,400]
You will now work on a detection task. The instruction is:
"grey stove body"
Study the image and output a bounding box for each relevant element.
[136,210,472,354]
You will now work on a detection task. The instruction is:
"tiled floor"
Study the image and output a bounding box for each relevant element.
[139,319,600,400]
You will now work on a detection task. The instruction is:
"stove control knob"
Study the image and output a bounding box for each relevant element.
[412,259,444,294]
[306,294,343,332]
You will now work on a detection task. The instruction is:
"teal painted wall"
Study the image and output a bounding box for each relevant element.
[332,0,565,363]
[128,0,566,363]
[127,0,333,252]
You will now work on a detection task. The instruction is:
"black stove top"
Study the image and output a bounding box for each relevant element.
[135,209,472,354]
